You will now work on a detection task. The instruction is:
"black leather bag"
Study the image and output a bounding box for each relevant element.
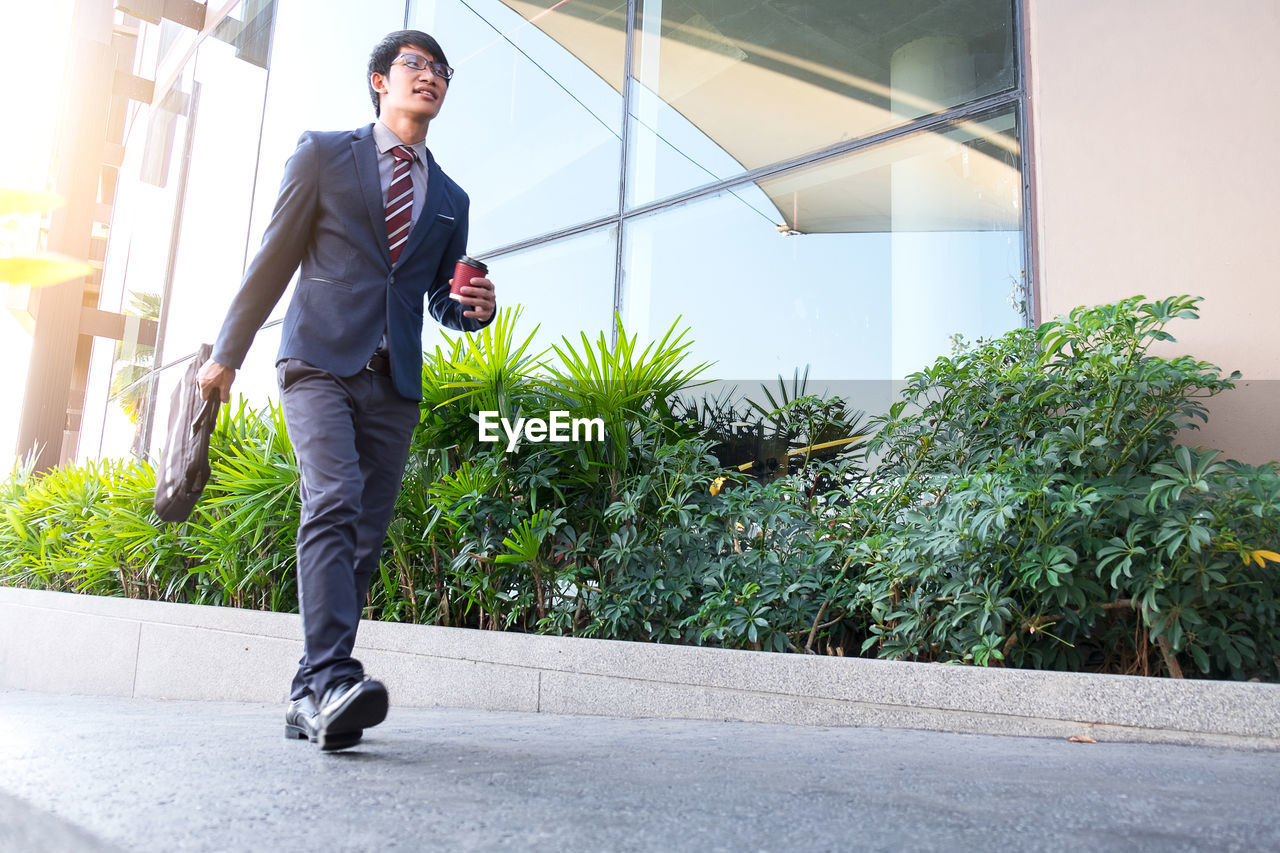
[153,343,220,522]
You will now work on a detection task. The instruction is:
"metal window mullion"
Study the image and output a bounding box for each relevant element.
[241,19,274,282]
[1014,0,1038,327]
[477,213,621,261]
[610,0,638,348]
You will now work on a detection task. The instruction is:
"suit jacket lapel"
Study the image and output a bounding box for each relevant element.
[351,126,391,266]
[396,149,444,265]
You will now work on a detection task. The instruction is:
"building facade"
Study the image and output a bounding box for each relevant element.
[12,0,1279,468]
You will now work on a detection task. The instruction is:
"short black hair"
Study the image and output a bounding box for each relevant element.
[368,30,449,116]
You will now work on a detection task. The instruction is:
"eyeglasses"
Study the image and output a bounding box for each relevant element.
[392,53,454,81]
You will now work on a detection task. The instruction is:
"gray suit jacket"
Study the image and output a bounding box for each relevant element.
[212,123,490,401]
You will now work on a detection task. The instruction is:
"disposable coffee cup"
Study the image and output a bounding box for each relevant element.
[450,256,488,301]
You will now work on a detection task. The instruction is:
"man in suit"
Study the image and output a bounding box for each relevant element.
[196,29,495,751]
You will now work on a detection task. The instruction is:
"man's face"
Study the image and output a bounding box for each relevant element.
[371,44,448,122]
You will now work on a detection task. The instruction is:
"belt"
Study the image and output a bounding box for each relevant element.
[365,351,391,376]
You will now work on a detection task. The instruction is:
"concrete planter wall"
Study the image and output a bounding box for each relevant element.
[2,585,1277,749]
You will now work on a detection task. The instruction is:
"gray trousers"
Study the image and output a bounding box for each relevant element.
[277,358,420,700]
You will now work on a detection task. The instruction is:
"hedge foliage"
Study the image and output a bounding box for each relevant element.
[2,296,1277,681]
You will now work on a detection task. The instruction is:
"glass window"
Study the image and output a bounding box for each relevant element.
[621,107,1024,410]
[410,0,625,251]
[74,0,1030,466]
[85,3,280,459]
[624,0,1017,207]
[423,225,617,355]
[164,26,272,393]
[246,0,408,262]
[209,0,409,422]
[79,42,197,460]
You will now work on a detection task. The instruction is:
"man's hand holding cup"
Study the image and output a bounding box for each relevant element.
[450,255,495,322]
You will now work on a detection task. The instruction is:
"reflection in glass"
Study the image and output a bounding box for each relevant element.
[622,0,1016,207]
[209,0,276,69]
[139,23,190,188]
[495,0,628,92]
[85,5,279,459]
[107,291,163,456]
[79,49,196,460]
[160,29,276,437]
[623,107,1023,404]
[411,0,625,252]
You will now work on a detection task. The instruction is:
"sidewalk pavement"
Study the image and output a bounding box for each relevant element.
[2,689,1278,853]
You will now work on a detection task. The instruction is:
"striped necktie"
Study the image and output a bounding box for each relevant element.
[385,144,416,264]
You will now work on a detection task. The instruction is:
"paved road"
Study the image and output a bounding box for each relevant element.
[1,689,1277,852]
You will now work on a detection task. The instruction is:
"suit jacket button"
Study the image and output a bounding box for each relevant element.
[388,275,395,284]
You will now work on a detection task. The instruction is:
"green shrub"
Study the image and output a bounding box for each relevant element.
[846,295,1280,680]
[0,457,183,598]
[0,399,299,609]
[186,398,299,610]
[2,296,1276,682]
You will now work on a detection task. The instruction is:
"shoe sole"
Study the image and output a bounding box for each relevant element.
[317,684,388,751]
[285,722,363,751]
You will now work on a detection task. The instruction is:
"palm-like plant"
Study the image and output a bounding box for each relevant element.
[185,399,299,609]
[417,306,547,456]
[541,313,712,494]
[108,290,163,429]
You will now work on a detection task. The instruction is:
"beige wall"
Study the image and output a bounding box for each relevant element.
[1026,0,1280,464]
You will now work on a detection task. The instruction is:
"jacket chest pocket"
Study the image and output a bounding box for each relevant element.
[303,276,353,291]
